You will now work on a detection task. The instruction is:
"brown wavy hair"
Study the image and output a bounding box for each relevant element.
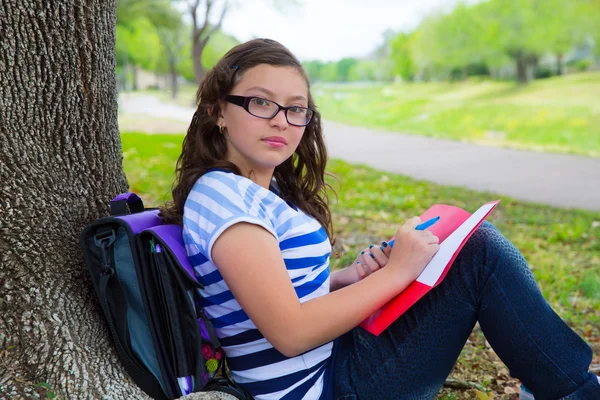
[160,38,335,243]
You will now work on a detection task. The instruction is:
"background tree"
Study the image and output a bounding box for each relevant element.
[181,0,229,84]
[544,0,600,75]
[123,17,165,89]
[116,0,181,90]
[390,32,416,82]
[178,0,302,84]
[157,24,187,99]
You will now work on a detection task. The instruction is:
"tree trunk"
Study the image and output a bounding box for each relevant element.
[170,59,179,100]
[0,1,141,398]
[0,3,237,399]
[556,53,564,76]
[515,53,528,84]
[192,39,207,85]
[514,51,537,85]
[132,65,139,91]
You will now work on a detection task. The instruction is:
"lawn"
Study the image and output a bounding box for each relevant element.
[121,132,600,399]
[312,72,600,158]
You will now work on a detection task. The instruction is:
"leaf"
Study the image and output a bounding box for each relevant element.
[475,389,492,400]
[36,382,52,390]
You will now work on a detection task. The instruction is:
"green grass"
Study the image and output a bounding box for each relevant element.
[313,72,600,157]
[121,132,600,336]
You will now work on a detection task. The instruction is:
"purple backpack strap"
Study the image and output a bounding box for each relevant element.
[111,192,145,215]
[115,210,162,234]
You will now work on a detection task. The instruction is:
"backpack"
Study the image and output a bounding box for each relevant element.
[80,192,252,400]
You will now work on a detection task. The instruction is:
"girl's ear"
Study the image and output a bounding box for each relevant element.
[215,102,226,128]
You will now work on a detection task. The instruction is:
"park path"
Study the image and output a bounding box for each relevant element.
[119,94,600,212]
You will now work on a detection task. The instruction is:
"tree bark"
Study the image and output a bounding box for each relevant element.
[0,0,145,398]
[0,2,237,399]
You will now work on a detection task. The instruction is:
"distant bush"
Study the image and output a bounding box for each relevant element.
[534,66,554,79]
[575,59,592,72]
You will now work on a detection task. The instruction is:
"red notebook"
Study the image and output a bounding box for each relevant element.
[359,200,500,336]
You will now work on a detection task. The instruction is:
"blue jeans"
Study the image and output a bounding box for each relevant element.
[332,222,600,400]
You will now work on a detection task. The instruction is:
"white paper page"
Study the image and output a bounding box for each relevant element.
[416,202,497,286]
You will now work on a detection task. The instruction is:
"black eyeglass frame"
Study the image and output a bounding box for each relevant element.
[224,95,314,127]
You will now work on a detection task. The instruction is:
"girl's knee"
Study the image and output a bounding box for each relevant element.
[465,222,506,254]
[464,222,528,276]
[458,222,519,270]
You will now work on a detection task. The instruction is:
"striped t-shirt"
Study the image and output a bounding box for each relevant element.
[182,170,334,399]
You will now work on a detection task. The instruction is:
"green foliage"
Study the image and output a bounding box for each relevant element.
[390,33,416,81]
[117,0,179,29]
[336,58,358,82]
[116,0,239,83]
[116,0,180,72]
[319,62,339,82]
[390,0,600,83]
[304,60,325,82]
[201,31,240,70]
[117,17,164,70]
[303,58,393,83]
[35,382,57,399]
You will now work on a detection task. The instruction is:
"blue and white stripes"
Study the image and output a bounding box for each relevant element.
[183,170,333,399]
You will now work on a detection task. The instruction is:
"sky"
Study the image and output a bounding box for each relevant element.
[218,0,469,62]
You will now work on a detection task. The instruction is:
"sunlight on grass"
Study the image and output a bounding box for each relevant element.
[314,71,600,157]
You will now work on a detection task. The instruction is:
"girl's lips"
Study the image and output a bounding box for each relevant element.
[263,137,287,148]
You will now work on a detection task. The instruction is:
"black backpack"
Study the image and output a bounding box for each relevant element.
[80,192,252,399]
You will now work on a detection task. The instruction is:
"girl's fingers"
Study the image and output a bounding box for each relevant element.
[379,240,392,257]
[427,235,440,244]
[355,261,368,280]
[360,251,379,274]
[405,216,422,228]
[369,245,388,266]
[419,230,439,244]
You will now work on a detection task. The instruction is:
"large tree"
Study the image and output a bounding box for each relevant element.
[0,1,231,399]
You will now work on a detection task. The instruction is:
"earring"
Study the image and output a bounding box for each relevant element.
[219,125,224,134]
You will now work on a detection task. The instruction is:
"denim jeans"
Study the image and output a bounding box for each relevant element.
[332,222,600,400]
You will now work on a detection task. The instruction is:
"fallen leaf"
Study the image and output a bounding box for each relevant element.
[474,389,492,400]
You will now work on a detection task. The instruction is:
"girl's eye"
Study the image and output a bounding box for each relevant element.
[289,107,306,114]
[252,98,270,107]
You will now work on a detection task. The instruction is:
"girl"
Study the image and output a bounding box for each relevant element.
[160,39,600,400]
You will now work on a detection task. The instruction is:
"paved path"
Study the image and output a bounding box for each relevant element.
[119,94,600,212]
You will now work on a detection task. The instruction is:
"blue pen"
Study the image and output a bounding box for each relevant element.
[386,216,440,248]
[416,216,440,231]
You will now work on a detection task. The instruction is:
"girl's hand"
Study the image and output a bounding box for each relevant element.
[352,240,393,281]
[387,217,440,281]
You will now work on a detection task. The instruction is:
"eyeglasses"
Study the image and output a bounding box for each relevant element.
[225,95,314,127]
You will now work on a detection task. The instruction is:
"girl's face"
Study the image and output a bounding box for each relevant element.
[217,64,309,177]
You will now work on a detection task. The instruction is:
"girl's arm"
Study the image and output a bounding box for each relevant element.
[329,266,358,291]
[211,217,438,358]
